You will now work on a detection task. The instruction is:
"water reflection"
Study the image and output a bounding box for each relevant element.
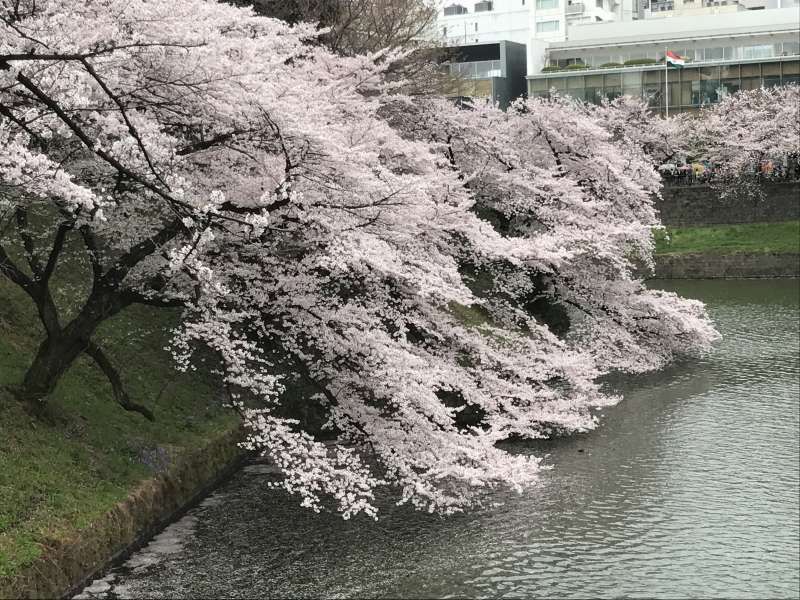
[77,279,800,599]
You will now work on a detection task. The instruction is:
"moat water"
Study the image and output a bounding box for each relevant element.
[77,279,800,599]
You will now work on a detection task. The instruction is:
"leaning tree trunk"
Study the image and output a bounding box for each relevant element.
[17,292,154,420]
[19,323,97,415]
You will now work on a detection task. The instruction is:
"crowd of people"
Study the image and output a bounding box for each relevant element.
[658,155,800,185]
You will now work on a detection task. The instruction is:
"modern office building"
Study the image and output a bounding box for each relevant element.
[529,7,800,112]
[436,0,800,111]
[443,40,528,107]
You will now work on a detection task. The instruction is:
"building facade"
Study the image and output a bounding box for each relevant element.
[436,0,800,111]
[444,40,529,107]
[528,7,800,113]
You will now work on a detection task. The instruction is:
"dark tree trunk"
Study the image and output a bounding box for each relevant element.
[2,213,182,420]
[19,325,96,414]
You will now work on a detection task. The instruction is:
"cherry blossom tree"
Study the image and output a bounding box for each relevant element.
[1,0,717,518]
[386,94,718,373]
[235,0,437,56]
[590,95,687,165]
[687,85,800,187]
[237,0,451,97]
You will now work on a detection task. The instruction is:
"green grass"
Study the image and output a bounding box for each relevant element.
[0,270,236,579]
[654,221,800,256]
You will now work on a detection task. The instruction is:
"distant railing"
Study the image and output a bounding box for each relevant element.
[448,60,502,79]
[565,2,585,14]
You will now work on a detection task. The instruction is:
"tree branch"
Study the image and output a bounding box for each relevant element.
[176,130,247,156]
[101,218,184,288]
[85,341,155,421]
[78,224,103,282]
[80,58,169,189]
[14,207,43,276]
[0,242,36,293]
[3,60,272,228]
[41,220,74,284]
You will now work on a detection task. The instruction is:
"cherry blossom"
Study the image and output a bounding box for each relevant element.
[1,0,718,517]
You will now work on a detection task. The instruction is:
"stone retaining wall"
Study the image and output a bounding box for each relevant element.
[654,252,800,279]
[657,182,800,227]
[0,426,244,600]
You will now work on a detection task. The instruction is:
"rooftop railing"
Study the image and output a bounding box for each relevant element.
[448,60,502,79]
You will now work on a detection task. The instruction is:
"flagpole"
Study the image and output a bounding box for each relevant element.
[665,47,669,118]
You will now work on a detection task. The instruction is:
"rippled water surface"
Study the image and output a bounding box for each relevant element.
[78,279,800,599]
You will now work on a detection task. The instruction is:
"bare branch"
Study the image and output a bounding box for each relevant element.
[41,220,74,284]
[85,341,155,421]
[79,58,169,189]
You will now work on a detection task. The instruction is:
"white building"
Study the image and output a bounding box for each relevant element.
[437,0,636,71]
[530,5,799,114]
[436,0,800,77]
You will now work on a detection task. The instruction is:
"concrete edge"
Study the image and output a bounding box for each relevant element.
[0,424,246,600]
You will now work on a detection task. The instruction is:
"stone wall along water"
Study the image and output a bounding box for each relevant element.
[656,182,799,227]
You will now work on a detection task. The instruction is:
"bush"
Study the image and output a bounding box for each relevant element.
[565,63,590,70]
[623,58,658,66]
[541,65,562,72]
[599,62,624,69]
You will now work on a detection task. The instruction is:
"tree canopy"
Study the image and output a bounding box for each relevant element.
[1,0,720,518]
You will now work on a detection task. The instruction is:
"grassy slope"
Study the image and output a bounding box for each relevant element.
[0,272,235,578]
[654,221,800,255]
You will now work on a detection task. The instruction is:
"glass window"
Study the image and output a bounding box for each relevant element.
[762,62,781,76]
[719,79,740,98]
[472,79,493,97]
[699,66,719,81]
[720,65,739,79]
[584,87,602,103]
[784,41,800,56]
[743,45,773,59]
[622,87,641,99]
[740,77,761,90]
[548,77,567,90]
[622,72,641,86]
[705,47,724,61]
[679,81,692,105]
[585,74,604,86]
[782,61,800,75]
[536,0,559,7]
[667,83,680,108]
[605,73,622,87]
[682,48,698,62]
[680,68,699,81]
[741,63,760,77]
[530,78,548,91]
[567,75,585,89]
[643,85,661,108]
[536,20,560,32]
[644,70,662,84]
[691,79,719,105]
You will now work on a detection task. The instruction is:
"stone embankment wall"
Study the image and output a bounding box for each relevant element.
[652,181,799,279]
[656,181,800,227]
[0,426,244,600]
[654,253,799,279]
